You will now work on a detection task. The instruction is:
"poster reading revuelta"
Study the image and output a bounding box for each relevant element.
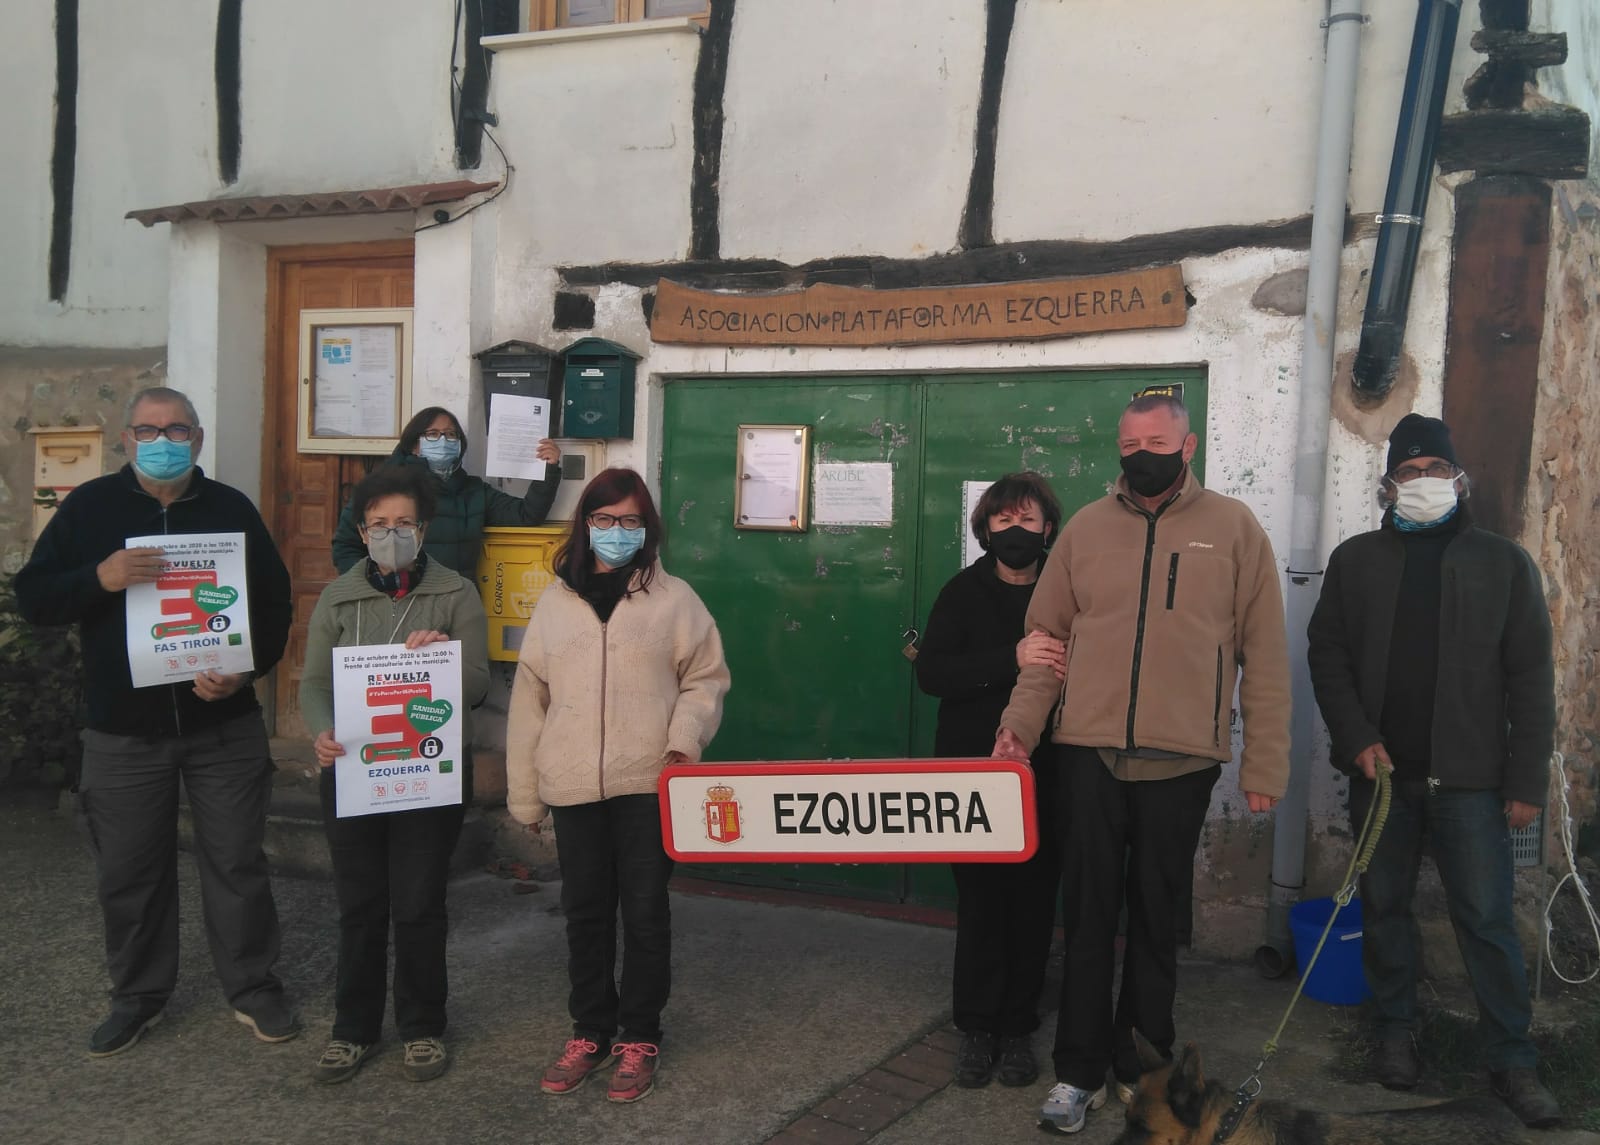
[332,641,465,818]
[123,532,255,688]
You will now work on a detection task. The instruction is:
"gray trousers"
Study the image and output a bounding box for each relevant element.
[78,710,283,1014]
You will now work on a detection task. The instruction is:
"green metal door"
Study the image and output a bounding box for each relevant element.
[661,368,1205,904]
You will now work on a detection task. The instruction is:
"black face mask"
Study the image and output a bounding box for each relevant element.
[1120,449,1186,498]
[987,525,1048,571]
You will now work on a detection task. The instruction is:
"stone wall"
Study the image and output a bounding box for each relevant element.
[0,349,165,575]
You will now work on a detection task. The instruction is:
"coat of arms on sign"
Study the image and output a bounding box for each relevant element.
[704,785,742,845]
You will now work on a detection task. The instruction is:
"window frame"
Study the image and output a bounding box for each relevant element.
[529,0,709,31]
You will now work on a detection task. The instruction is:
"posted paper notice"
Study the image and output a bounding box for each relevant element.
[813,462,894,527]
[332,641,465,818]
[485,393,550,481]
[123,532,255,688]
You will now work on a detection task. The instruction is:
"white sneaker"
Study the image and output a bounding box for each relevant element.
[1113,1077,1137,1105]
[1040,1081,1107,1134]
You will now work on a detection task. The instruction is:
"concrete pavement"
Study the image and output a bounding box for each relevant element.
[2,800,1595,1145]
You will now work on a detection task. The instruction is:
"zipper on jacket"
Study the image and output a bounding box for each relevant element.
[597,621,609,800]
[1165,553,1180,610]
[1123,505,1169,749]
[1213,645,1224,747]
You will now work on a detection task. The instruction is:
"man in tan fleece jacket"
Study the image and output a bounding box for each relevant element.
[994,393,1290,1136]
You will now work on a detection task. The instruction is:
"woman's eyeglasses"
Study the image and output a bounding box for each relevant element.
[420,430,460,442]
[363,523,420,541]
[588,513,644,530]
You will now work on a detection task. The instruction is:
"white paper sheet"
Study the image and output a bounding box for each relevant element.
[331,641,465,818]
[738,427,805,525]
[485,393,550,481]
[961,480,995,567]
[123,532,256,688]
[313,325,399,438]
[812,462,894,527]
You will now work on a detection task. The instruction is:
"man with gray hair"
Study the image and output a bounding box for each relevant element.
[15,386,298,1056]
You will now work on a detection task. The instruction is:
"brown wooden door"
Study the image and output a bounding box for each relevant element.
[264,241,414,739]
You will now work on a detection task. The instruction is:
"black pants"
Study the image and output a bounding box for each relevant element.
[1051,745,1219,1088]
[551,794,674,1045]
[319,771,466,1044]
[77,712,283,1015]
[951,757,1060,1036]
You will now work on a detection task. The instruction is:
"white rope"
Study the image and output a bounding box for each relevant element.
[1542,752,1600,986]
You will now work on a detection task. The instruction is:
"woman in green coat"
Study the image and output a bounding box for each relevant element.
[300,464,490,1086]
[330,406,562,576]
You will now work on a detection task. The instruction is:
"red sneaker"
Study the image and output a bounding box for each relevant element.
[606,1041,660,1103]
[540,1037,608,1095]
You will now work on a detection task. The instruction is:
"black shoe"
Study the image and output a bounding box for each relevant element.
[1375,1028,1421,1090]
[995,1035,1038,1087]
[234,995,302,1044]
[954,1031,996,1088]
[1490,1067,1563,1128]
[89,1007,164,1057]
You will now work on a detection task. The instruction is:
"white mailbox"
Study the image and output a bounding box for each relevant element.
[30,426,103,538]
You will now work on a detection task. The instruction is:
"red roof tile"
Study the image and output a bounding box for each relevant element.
[126,180,500,227]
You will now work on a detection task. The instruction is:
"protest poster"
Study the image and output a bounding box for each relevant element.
[123,532,255,688]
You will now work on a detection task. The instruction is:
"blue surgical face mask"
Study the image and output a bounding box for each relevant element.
[134,436,195,483]
[590,525,646,568]
[418,436,461,476]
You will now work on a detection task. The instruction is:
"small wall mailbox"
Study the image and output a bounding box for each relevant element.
[30,426,103,538]
[561,337,640,440]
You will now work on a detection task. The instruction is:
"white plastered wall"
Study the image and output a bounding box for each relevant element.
[1535,0,1600,176]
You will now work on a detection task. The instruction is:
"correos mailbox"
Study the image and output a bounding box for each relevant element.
[561,337,640,440]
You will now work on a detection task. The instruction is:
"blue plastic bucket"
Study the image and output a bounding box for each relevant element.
[1290,896,1371,1005]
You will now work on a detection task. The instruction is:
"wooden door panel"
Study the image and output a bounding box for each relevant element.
[264,242,414,738]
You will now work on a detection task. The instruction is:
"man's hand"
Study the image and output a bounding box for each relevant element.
[403,629,450,650]
[992,728,1029,761]
[1245,791,1278,813]
[192,670,249,702]
[536,438,561,466]
[663,750,690,767]
[97,546,164,593]
[1016,629,1066,680]
[313,730,346,769]
[1353,742,1391,782]
[1505,800,1539,831]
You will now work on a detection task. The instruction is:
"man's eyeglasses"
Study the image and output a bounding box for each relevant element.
[129,424,195,443]
[363,523,420,541]
[421,429,460,442]
[588,513,644,530]
[1390,462,1457,483]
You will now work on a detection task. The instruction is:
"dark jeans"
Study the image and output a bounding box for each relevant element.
[1350,777,1537,1069]
[1051,745,1219,1088]
[951,757,1060,1037]
[319,770,466,1043]
[551,794,674,1045]
[77,712,283,1015]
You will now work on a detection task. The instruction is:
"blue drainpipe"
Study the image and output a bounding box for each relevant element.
[1350,0,1462,400]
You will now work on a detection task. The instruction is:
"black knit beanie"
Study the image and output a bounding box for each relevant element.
[1385,413,1457,475]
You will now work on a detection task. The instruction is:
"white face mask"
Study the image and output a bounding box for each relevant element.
[1392,475,1458,524]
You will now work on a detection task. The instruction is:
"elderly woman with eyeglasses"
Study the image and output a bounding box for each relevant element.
[299,463,489,1086]
[505,468,729,1105]
[330,406,562,576]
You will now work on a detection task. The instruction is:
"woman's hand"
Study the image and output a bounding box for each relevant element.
[1016,629,1066,679]
[536,438,561,466]
[404,629,451,650]
[313,729,346,769]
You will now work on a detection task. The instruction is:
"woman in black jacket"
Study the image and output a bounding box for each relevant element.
[915,472,1064,1090]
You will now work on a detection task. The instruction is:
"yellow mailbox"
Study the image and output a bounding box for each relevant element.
[30,426,104,539]
[477,526,568,662]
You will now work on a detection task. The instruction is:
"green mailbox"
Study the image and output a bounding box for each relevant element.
[561,337,640,440]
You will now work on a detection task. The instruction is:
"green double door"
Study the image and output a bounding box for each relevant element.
[660,369,1206,905]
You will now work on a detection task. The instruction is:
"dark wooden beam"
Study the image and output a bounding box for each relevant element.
[688,0,735,261]
[959,0,1018,250]
[1441,176,1551,539]
[1478,0,1530,31]
[214,0,242,184]
[1470,29,1567,67]
[48,0,78,302]
[1436,105,1590,179]
[1463,60,1532,110]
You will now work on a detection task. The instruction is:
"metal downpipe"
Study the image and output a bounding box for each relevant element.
[1255,0,1367,980]
[1350,0,1462,400]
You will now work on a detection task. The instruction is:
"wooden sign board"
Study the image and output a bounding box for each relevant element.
[658,759,1038,863]
[650,266,1185,347]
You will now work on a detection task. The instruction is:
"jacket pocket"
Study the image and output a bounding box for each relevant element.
[1212,645,1224,748]
[1166,553,1180,610]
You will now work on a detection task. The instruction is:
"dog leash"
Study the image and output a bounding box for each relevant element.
[1213,765,1394,1143]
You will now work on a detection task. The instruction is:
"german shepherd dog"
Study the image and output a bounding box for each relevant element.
[1112,1033,1528,1145]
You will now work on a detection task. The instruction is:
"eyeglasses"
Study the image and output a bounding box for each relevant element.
[421,429,460,442]
[363,523,420,541]
[588,513,645,530]
[1390,462,1457,483]
[129,424,195,443]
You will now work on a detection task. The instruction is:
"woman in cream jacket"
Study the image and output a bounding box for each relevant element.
[507,467,728,1105]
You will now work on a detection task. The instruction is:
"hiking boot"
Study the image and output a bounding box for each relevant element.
[1040,1082,1107,1134]
[234,996,302,1043]
[995,1035,1038,1087]
[955,1031,996,1088]
[402,1037,449,1082]
[606,1041,660,1103]
[88,1007,163,1057]
[540,1037,609,1095]
[1490,1067,1563,1128]
[1375,1028,1421,1090]
[311,1039,374,1085]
